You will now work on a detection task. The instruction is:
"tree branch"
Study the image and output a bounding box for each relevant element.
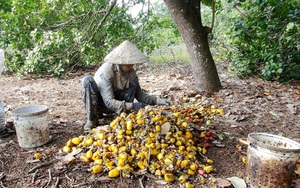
[235,6,246,17]
[210,0,216,32]
[87,0,117,43]
[83,5,104,36]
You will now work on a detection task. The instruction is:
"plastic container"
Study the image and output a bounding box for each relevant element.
[0,49,4,74]
[0,100,5,128]
[12,105,50,148]
[246,132,300,188]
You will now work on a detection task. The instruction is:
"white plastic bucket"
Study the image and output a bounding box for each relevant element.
[12,105,50,148]
[246,132,300,188]
[0,49,5,74]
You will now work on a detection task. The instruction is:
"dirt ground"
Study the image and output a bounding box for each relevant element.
[0,63,299,188]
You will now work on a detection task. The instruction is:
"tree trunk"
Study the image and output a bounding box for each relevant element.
[163,0,221,93]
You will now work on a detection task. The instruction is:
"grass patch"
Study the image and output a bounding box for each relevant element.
[149,44,190,65]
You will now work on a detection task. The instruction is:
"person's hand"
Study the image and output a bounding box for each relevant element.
[156,98,173,106]
[133,102,145,110]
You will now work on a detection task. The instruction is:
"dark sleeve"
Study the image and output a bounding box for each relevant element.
[134,78,157,105]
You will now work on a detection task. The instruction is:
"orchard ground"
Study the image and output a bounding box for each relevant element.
[0,62,299,188]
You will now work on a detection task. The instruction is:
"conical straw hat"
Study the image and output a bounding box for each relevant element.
[104,40,148,64]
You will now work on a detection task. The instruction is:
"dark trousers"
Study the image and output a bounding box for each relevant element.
[81,76,138,120]
[81,76,108,120]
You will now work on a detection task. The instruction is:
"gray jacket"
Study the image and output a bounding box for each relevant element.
[94,62,157,114]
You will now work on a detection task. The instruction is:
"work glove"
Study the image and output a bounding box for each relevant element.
[133,102,146,110]
[156,98,173,106]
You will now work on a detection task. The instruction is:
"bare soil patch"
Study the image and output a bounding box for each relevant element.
[0,64,299,188]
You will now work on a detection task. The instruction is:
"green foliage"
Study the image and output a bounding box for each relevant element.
[228,0,300,81]
[0,0,12,12]
[199,1,235,63]
[136,1,181,54]
[141,1,183,65]
[0,0,163,77]
[202,0,213,7]
[3,0,298,82]
[146,16,181,48]
[149,44,189,65]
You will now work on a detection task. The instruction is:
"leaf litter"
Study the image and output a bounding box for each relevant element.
[0,63,299,187]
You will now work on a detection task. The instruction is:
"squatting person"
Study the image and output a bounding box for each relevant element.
[81,40,173,130]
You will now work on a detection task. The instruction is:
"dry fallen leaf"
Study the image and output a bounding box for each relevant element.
[132,169,147,176]
[161,122,171,134]
[286,103,297,114]
[62,148,82,165]
[155,180,168,185]
[94,125,109,131]
[227,177,246,188]
[96,177,113,182]
[145,173,157,180]
[216,178,231,187]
